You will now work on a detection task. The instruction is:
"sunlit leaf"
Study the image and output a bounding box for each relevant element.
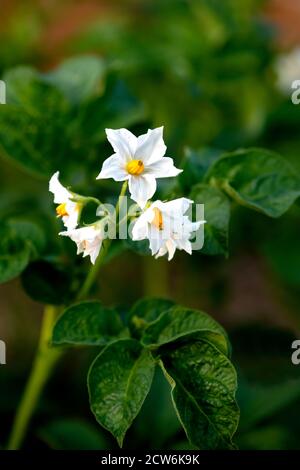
[42,55,106,105]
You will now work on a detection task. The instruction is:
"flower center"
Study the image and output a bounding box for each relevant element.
[152,207,164,230]
[56,203,69,218]
[126,159,144,176]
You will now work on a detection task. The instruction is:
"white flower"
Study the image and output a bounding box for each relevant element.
[60,225,104,264]
[49,171,81,230]
[131,198,205,261]
[96,127,182,209]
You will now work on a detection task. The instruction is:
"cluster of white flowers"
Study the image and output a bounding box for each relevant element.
[49,127,205,264]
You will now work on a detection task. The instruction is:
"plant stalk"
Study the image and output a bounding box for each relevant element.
[7,181,129,449]
[7,306,61,450]
[77,181,128,300]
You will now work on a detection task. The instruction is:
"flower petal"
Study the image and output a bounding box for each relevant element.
[146,157,182,178]
[62,214,78,231]
[59,226,103,264]
[96,154,129,181]
[135,127,166,164]
[105,128,137,161]
[131,209,152,240]
[190,220,205,233]
[49,171,71,204]
[166,239,177,261]
[155,245,168,259]
[162,198,193,216]
[87,239,102,265]
[175,238,192,254]
[149,224,164,256]
[128,174,157,209]
[130,196,204,261]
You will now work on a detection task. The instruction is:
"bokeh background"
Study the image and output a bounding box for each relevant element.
[1,0,300,450]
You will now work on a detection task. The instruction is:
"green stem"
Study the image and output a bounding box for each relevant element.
[77,181,127,300]
[115,180,128,215]
[7,181,129,450]
[76,239,110,300]
[7,306,62,450]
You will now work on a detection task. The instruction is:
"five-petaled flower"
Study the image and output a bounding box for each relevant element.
[60,225,104,264]
[49,172,82,230]
[131,198,205,261]
[96,127,182,209]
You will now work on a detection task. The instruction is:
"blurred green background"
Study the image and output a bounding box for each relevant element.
[1,0,300,450]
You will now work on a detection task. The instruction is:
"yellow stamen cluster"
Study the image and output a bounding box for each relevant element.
[126,159,144,176]
[56,203,69,218]
[152,207,164,230]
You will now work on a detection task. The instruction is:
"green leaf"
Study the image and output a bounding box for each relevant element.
[0,222,32,284]
[0,64,144,179]
[38,419,110,450]
[97,78,145,131]
[75,78,145,145]
[88,339,155,447]
[7,218,46,256]
[127,297,174,337]
[42,55,106,105]
[190,183,230,256]
[4,66,40,105]
[206,148,300,217]
[52,301,127,346]
[21,260,72,306]
[179,147,223,192]
[0,67,72,177]
[160,339,239,450]
[142,306,230,356]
